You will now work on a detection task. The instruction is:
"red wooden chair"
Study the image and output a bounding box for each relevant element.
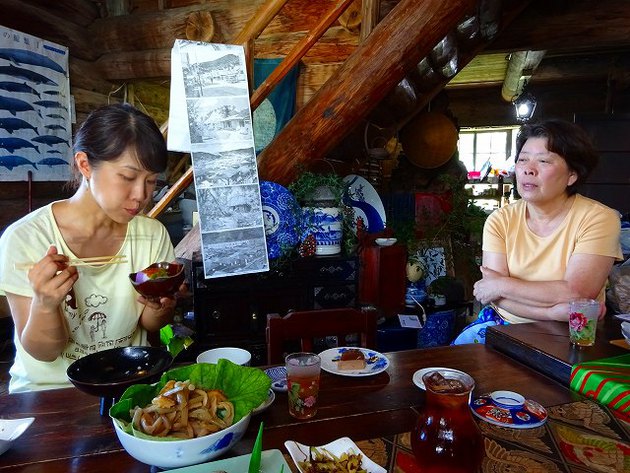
[265,308,377,364]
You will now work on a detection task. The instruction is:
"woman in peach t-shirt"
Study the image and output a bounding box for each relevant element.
[454,119,622,344]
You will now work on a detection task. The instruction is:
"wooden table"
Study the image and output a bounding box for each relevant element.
[486,317,628,385]
[0,345,579,472]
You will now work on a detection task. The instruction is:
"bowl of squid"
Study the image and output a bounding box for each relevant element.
[110,360,271,469]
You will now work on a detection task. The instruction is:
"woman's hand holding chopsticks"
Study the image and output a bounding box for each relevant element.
[28,245,79,311]
[14,245,79,361]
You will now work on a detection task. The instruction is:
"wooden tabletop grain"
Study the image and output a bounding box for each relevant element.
[0,344,578,472]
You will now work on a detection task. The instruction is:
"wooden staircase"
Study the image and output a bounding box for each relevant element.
[150,0,532,259]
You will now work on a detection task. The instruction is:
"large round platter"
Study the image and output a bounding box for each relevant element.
[471,391,548,429]
[319,347,389,377]
[412,367,468,390]
[260,181,300,259]
[342,175,386,234]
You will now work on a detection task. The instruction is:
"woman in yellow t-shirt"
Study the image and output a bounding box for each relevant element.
[454,119,622,344]
[0,103,184,391]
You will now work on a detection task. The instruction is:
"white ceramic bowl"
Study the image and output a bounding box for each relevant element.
[112,412,251,469]
[375,237,397,247]
[0,417,35,456]
[196,347,252,366]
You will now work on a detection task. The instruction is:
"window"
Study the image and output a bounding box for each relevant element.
[458,127,519,173]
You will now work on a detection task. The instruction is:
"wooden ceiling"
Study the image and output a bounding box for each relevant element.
[446,0,630,126]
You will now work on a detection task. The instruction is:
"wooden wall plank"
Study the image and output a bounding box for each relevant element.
[69,57,114,94]
[96,49,172,80]
[26,0,101,26]
[488,0,630,53]
[1,0,97,61]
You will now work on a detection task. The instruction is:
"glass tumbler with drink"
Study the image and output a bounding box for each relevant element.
[568,298,600,347]
[286,352,321,419]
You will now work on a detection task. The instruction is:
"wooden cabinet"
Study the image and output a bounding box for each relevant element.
[191,255,358,365]
[358,244,407,318]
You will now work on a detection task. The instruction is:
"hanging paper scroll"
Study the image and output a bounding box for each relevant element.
[169,39,269,279]
[0,26,72,181]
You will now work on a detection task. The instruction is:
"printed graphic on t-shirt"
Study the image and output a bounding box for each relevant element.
[62,292,135,361]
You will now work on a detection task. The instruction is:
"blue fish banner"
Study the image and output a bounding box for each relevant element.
[0,26,71,181]
[252,58,298,154]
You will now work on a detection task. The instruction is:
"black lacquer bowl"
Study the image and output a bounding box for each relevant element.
[67,346,173,415]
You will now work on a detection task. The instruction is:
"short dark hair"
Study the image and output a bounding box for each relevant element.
[515,119,599,195]
[71,103,167,186]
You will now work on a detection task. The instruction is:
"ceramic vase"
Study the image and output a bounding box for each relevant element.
[302,206,343,256]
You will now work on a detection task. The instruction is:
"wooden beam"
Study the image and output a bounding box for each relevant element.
[90,4,215,53]
[96,49,172,81]
[359,0,381,43]
[231,0,290,44]
[256,0,477,185]
[487,0,630,53]
[69,57,114,94]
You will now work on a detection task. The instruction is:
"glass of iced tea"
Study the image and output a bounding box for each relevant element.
[285,352,321,419]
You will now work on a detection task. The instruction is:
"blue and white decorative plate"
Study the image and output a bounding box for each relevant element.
[319,347,389,377]
[343,175,386,234]
[259,181,301,259]
[471,391,548,429]
[264,366,288,392]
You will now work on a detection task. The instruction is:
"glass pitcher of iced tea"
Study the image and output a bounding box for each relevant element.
[411,369,483,473]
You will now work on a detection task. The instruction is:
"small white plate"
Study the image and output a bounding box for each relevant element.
[375,238,397,247]
[285,437,386,473]
[252,389,275,415]
[319,347,389,377]
[265,366,288,392]
[164,449,291,472]
[412,367,468,390]
[0,417,35,456]
[614,313,630,322]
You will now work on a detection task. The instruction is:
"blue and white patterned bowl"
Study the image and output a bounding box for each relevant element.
[265,366,288,392]
[112,412,250,469]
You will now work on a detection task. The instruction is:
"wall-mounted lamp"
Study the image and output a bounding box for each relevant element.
[513,90,537,122]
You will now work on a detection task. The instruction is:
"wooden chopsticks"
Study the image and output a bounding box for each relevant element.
[15,255,128,270]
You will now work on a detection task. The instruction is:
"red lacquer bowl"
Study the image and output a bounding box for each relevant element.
[129,261,185,299]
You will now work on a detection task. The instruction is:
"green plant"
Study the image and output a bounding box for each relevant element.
[288,170,347,205]
[424,174,487,284]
